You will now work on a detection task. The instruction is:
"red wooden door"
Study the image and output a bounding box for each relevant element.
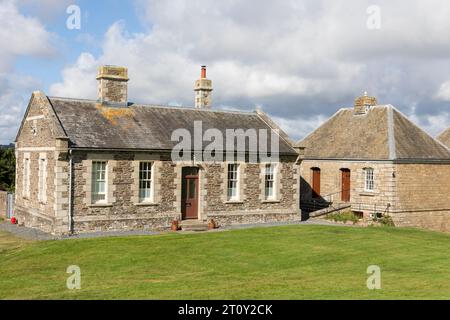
[181,168,199,220]
[341,169,350,202]
[312,168,321,199]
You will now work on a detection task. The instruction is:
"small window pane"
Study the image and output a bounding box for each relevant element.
[188,178,197,199]
[365,168,374,191]
[139,162,153,202]
[92,161,107,203]
[265,164,276,200]
[227,164,239,201]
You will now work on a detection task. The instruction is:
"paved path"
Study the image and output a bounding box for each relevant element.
[0,219,355,242]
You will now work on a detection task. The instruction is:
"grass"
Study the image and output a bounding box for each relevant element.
[0,225,450,299]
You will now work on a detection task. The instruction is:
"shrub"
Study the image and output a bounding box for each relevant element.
[325,211,361,224]
[376,215,395,227]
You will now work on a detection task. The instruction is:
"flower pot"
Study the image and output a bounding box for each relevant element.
[208,219,217,230]
[171,220,179,231]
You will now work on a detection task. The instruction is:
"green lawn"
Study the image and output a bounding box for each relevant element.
[0,225,449,299]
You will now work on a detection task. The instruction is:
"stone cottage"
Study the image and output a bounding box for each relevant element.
[14,66,301,235]
[297,93,450,232]
[437,128,450,148]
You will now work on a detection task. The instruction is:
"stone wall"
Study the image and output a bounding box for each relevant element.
[300,159,450,232]
[71,151,300,233]
[205,157,300,226]
[300,160,395,216]
[14,92,69,234]
[393,163,450,232]
[72,151,180,233]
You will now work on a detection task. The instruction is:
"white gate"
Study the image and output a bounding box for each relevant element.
[6,193,14,219]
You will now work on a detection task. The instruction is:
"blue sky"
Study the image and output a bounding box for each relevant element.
[1,0,450,144]
[16,0,143,90]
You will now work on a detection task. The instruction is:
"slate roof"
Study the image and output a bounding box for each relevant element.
[296,105,450,161]
[437,128,450,148]
[47,97,297,155]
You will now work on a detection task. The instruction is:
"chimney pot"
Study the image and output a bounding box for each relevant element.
[201,66,207,79]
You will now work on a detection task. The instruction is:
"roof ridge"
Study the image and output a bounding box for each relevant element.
[387,105,397,160]
[47,96,256,116]
[389,104,450,152]
[437,127,450,139]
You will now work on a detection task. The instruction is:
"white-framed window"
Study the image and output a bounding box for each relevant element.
[139,162,154,202]
[92,161,107,203]
[264,163,277,200]
[227,163,240,201]
[364,168,374,192]
[23,157,30,198]
[38,157,47,203]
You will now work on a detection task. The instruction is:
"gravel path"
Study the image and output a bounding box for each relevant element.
[0,219,355,242]
[0,222,55,241]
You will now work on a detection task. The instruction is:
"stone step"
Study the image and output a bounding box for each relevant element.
[180,220,209,232]
[309,203,352,218]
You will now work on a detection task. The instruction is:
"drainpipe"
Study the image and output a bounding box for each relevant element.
[68,149,73,234]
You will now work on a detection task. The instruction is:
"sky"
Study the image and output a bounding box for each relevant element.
[1,0,450,145]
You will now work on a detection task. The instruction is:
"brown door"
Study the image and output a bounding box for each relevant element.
[312,168,321,199]
[341,169,350,202]
[181,167,199,220]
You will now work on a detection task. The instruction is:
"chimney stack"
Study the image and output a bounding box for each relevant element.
[194,66,213,109]
[97,65,129,107]
[354,91,377,114]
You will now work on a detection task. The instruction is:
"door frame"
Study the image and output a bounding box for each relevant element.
[311,167,321,199]
[181,167,200,220]
[340,168,351,202]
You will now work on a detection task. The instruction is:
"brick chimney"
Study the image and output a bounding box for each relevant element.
[354,91,377,114]
[194,66,213,109]
[97,65,129,107]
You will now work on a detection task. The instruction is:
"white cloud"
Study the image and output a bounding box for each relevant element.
[50,0,450,139]
[50,52,98,99]
[16,0,73,22]
[0,0,55,144]
[435,81,450,101]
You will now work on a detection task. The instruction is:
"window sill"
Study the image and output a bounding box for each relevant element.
[225,200,244,204]
[134,202,159,207]
[262,199,281,204]
[88,203,113,208]
[360,192,376,197]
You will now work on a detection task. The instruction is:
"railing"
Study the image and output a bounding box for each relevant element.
[301,189,390,216]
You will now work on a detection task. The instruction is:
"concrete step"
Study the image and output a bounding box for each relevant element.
[180,220,209,231]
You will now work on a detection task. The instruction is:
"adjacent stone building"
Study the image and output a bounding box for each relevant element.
[437,128,450,148]
[14,66,301,235]
[297,93,450,232]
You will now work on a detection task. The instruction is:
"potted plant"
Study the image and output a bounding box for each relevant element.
[208,219,217,230]
[171,219,179,231]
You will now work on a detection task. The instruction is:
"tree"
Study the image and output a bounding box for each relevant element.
[0,148,15,192]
